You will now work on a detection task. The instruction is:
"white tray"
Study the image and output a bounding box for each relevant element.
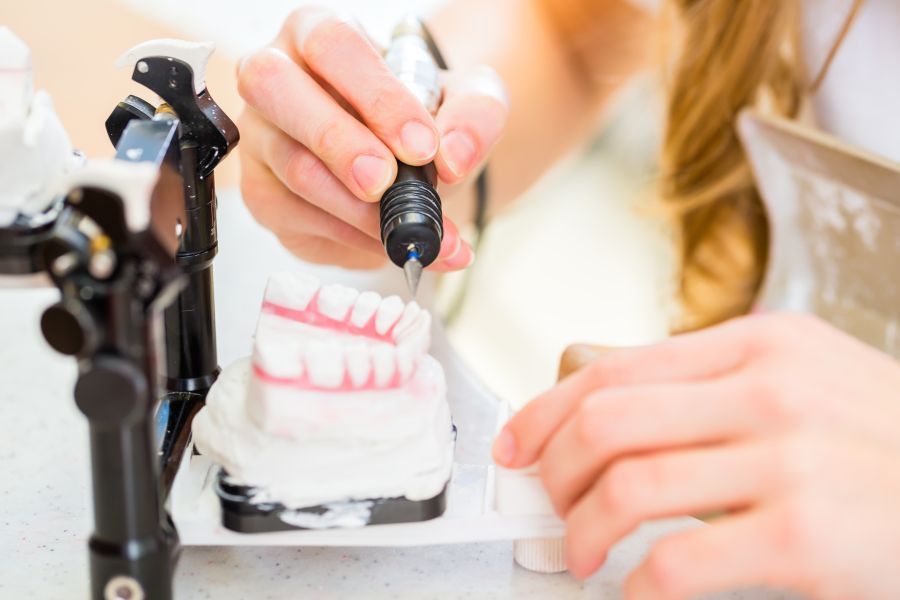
[171,324,570,547]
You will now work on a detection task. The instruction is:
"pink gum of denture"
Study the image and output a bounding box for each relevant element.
[262,296,398,342]
[254,294,417,392]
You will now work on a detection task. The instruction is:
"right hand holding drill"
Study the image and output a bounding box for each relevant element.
[237,7,509,271]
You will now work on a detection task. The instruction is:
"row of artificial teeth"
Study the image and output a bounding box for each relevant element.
[253,312,431,389]
[253,272,432,389]
[264,271,425,342]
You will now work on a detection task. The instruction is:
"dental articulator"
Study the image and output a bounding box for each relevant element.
[1,28,238,600]
[0,18,560,600]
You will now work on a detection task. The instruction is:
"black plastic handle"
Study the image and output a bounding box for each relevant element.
[379,162,443,268]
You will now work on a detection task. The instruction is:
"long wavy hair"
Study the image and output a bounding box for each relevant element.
[542,0,863,330]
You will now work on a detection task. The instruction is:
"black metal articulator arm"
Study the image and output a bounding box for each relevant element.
[38,160,187,600]
[106,39,239,494]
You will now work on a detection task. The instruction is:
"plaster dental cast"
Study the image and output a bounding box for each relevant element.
[235,1,900,598]
[193,272,453,511]
[0,27,76,229]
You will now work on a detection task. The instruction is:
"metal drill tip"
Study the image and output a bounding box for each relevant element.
[403,257,424,297]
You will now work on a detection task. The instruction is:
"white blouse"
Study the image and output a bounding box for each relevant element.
[630,0,900,162]
[803,0,900,163]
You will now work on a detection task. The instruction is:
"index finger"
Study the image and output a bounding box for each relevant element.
[494,317,762,469]
[293,8,440,166]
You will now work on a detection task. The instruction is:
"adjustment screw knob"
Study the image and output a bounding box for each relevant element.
[40,301,99,357]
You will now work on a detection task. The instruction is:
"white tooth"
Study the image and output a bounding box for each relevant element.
[317,283,359,321]
[371,344,396,387]
[396,344,415,380]
[305,339,345,388]
[408,313,432,355]
[411,328,429,357]
[253,332,304,379]
[392,302,421,340]
[345,341,371,387]
[265,271,320,310]
[350,291,381,328]
[375,295,405,335]
[419,312,432,342]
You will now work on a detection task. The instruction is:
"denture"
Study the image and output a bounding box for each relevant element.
[253,271,431,392]
[192,272,454,510]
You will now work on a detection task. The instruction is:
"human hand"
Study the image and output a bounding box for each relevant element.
[236,7,508,270]
[495,313,900,599]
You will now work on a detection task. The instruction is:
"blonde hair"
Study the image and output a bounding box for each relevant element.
[660,0,803,330]
[542,0,862,330]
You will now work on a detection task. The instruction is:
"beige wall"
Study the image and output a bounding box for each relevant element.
[5,0,243,184]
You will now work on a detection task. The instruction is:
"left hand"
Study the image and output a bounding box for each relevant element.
[494,313,900,599]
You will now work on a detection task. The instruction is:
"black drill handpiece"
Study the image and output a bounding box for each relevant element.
[380,162,443,269]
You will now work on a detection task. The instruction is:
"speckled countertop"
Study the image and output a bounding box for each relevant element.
[0,193,797,599]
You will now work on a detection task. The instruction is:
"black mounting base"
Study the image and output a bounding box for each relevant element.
[215,470,450,534]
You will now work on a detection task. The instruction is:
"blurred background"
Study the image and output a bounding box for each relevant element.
[5,0,673,403]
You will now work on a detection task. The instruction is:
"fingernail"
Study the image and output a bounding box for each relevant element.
[462,246,475,267]
[401,120,438,161]
[439,229,462,260]
[296,9,336,50]
[450,242,474,267]
[493,428,517,467]
[456,65,510,109]
[441,130,477,179]
[352,155,394,197]
[435,239,474,271]
[237,54,250,75]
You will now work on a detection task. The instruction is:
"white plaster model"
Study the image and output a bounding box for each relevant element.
[0,28,76,227]
[192,272,454,510]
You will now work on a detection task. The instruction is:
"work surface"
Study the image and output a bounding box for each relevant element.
[0,193,795,599]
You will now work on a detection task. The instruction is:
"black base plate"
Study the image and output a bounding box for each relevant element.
[215,470,449,533]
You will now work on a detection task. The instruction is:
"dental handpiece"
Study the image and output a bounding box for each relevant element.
[380,16,444,297]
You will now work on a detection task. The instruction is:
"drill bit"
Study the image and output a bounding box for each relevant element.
[402,245,424,297]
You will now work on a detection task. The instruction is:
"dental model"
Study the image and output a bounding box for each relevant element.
[0,27,77,226]
[192,272,454,512]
